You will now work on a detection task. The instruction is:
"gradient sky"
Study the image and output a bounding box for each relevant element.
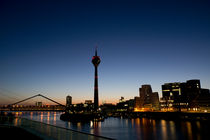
[0,0,210,105]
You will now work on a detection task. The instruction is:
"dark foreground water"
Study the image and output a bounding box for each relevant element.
[13,111,209,140]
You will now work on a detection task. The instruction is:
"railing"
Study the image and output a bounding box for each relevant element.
[0,116,113,140]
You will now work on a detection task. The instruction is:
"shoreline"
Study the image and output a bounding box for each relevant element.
[108,111,210,121]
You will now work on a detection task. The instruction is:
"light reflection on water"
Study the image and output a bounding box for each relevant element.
[13,111,209,140]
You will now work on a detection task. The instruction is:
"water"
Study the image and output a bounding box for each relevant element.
[13,111,209,140]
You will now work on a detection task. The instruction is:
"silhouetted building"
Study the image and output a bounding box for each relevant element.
[151,92,160,110]
[161,79,210,111]
[136,85,160,111]
[92,48,101,111]
[116,97,134,112]
[161,82,188,110]
[116,101,128,112]
[100,103,116,114]
[134,97,141,109]
[66,95,72,108]
[195,89,210,112]
[119,97,125,103]
[128,99,134,111]
[85,100,92,104]
[201,88,210,95]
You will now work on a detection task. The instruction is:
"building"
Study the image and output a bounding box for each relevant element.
[134,97,141,110]
[161,79,210,112]
[101,103,116,114]
[115,97,134,112]
[85,100,92,104]
[92,48,101,111]
[66,95,72,108]
[119,97,125,103]
[161,82,188,111]
[128,99,134,111]
[135,85,160,111]
[151,92,160,110]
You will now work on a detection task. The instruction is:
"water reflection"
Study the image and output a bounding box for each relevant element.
[89,121,101,136]
[30,112,33,120]
[128,118,201,140]
[47,112,50,124]
[169,121,176,140]
[186,122,192,140]
[161,120,168,140]
[14,118,18,126]
[40,112,43,122]
[53,112,56,125]
[11,111,210,140]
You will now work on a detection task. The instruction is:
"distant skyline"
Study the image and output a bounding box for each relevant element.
[0,0,210,105]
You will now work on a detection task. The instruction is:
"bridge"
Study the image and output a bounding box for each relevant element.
[2,94,66,111]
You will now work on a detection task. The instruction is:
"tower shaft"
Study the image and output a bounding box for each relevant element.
[94,66,99,111]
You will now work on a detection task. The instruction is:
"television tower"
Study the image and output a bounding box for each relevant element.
[92,48,101,111]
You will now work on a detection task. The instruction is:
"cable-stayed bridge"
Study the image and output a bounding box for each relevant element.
[1,94,66,111]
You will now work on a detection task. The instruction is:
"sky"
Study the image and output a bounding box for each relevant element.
[0,0,210,105]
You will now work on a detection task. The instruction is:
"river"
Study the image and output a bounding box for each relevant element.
[13,111,209,140]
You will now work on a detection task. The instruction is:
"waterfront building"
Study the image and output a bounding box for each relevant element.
[135,85,160,111]
[116,99,134,112]
[100,103,116,114]
[128,99,134,111]
[134,97,141,110]
[194,91,210,112]
[161,79,210,112]
[151,92,160,110]
[161,82,188,111]
[116,100,128,112]
[92,48,101,111]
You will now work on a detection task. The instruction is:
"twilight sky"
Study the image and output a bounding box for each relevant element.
[0,0,210,105]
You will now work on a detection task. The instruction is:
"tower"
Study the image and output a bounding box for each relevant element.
[92,48,101,111]
[66,95,72,108]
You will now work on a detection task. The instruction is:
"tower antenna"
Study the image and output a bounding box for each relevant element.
[95,46,98,56]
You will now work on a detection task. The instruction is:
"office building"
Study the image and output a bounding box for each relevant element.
[161,79,210,111]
